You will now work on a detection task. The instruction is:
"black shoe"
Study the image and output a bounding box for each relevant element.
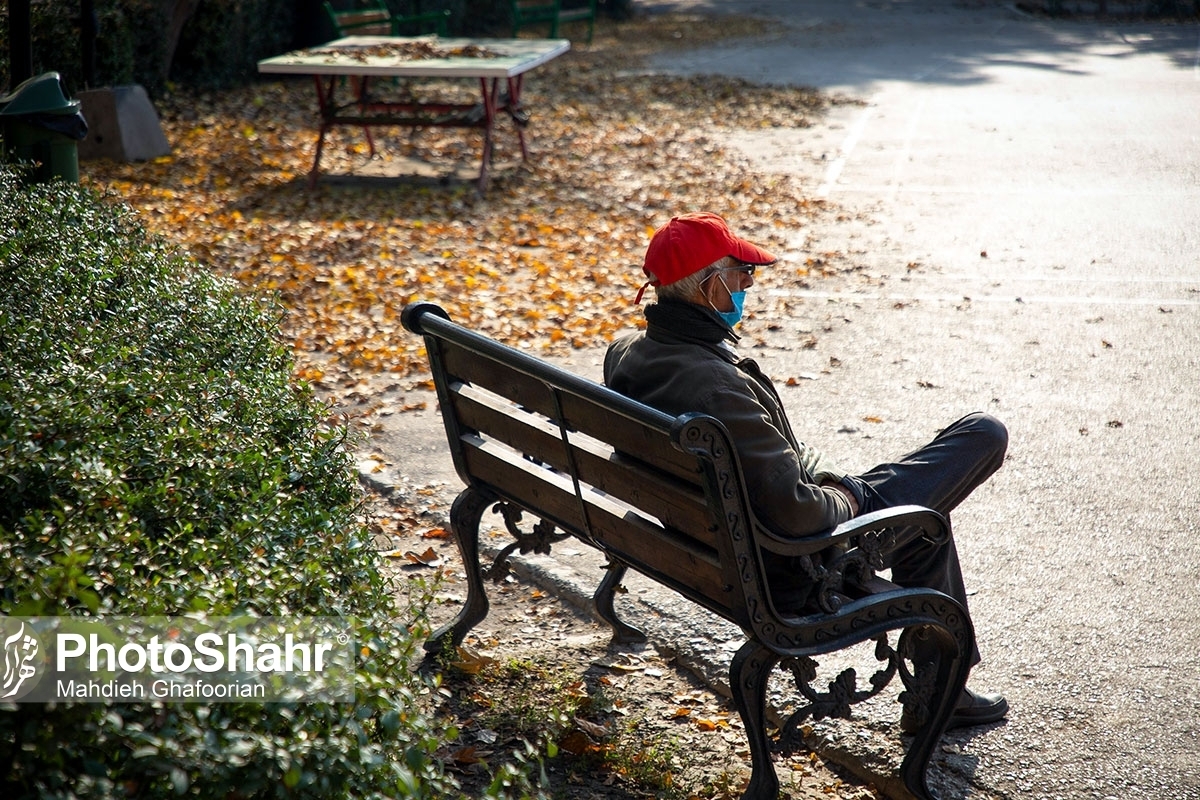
[901,688,1008,733]
[949,688,1008,729]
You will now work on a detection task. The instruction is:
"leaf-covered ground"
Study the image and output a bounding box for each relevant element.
[85,12,857,395]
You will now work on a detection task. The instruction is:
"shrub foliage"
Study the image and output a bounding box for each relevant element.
[0,168,456,799]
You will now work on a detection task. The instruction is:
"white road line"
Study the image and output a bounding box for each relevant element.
[766,288,1200,307]
[889,274,1200,285]
[818,105,873,198]
[809,184,1200,198]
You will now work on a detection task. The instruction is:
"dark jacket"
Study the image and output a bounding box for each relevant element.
[603,300,856,538]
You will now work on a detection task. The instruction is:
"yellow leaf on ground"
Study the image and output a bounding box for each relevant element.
[451,646,497,675]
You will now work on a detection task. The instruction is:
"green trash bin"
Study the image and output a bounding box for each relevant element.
[0,72,89,183]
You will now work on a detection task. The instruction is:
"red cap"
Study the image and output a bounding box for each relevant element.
[635,212,777,302]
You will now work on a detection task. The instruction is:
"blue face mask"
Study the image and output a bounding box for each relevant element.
[710,272,746,328]
[719,291,746,328]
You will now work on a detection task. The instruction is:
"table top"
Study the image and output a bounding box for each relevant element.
[257,36,571,79]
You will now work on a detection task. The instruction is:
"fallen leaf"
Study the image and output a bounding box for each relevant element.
[574,717,611,738]
[451,646,498,675]
[404,547,443,567]
[559,730,599,756]
[450,745,483,765]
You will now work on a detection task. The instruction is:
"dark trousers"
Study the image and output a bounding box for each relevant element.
[844,412,1008,667]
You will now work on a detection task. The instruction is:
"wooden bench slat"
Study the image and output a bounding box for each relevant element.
[449,382,719,547]
[459,434,732,608]
[438,339,703,480]
[556,390,703,479]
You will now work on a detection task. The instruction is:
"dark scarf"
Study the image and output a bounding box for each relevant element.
[644,300,739,347]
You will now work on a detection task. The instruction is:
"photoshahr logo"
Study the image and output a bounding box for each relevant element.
[2,620,44,701]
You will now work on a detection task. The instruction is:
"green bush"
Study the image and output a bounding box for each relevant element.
[0,167,458,799]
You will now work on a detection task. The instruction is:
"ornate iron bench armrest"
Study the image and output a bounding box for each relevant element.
[754,504,949,559]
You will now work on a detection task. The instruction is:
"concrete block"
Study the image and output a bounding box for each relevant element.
[77,85,171,162]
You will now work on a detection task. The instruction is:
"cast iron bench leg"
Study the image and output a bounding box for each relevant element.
[593,562,648,645]
[899,623,971,800]
[423,486,494,657]
[730,641,782,800]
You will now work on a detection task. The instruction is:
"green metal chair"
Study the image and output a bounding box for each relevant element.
[510,0,597,43]
[322,1,451,38]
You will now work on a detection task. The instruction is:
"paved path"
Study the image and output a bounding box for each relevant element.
[375,3,1200,797]
[646,2,1200,797]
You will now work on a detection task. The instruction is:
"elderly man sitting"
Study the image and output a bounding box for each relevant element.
[604,212,1009,732]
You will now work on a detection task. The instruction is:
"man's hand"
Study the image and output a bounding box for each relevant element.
[822,482,860,517]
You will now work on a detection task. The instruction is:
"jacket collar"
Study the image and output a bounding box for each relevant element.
[644,300,740,356]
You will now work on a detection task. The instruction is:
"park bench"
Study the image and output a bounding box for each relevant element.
[403,301,974,800]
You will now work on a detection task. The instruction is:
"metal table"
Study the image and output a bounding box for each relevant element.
[257,36,570,190]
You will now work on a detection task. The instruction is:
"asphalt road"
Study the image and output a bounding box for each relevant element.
[374,2,1200,797]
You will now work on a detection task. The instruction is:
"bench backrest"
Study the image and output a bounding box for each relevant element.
[403,303,770,631]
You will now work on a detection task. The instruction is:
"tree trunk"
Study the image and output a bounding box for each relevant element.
[160,0,202,84]
[8,0,33,86]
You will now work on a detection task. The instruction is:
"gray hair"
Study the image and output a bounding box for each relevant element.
[653,256,739,302]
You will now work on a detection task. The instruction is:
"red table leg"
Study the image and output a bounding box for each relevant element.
[477,77,501,192]
[350,76,377,158]
[309,75,334,188]
[506,75,529,162]
[307,74,379,188]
